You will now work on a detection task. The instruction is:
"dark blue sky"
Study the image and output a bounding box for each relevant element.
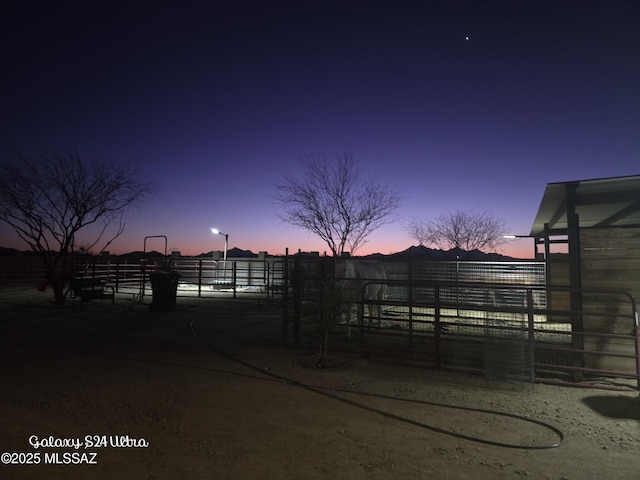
[1,1,638,257]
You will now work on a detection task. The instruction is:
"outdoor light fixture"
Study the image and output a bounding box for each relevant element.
[504,234,542,259]
[211,228,229,263]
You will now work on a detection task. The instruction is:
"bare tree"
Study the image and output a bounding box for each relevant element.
[407,210,508,255]
[0,152,155,304]
[273,151,401,256]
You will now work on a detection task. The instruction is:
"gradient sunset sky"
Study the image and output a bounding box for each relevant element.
[1,1,638,258]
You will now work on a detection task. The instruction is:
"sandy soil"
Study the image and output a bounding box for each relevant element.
[1,286,639,479]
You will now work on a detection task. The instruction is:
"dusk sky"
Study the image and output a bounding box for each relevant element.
[1,1,638,258]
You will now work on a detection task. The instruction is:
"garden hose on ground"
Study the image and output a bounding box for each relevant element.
[4,313,564,451]
[189,318,564,450]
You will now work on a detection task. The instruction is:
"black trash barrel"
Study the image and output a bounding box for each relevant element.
[149,271,180,311]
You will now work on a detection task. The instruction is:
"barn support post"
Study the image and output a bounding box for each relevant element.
[543,223,552,318]
[566,182,584,381]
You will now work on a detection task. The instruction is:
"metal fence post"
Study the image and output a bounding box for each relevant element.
[281,251,289,345]
[233,262,237,299]
[293,254,301,344]
[408,256,414,355]
[435,286,441,368]
[527,288,536,383]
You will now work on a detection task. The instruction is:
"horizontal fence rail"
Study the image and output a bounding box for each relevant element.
[4,254,638,390]
[0,255,288,302]
[0,256,51,284]
[282,257,639,391]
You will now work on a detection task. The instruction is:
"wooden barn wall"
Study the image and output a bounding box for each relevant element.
[581,226,640,302]
[547,253,570,321]
[580,226,640,373]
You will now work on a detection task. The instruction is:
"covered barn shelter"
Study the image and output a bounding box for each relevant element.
[529,174,640,376]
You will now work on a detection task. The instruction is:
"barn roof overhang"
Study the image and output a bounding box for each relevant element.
[530,175,640,237]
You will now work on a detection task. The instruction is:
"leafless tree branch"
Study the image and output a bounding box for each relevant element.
[273,151,401,256]
[407,210,508,255]
[0,152,156,304]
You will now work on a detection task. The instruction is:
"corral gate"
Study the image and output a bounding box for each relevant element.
[281,256,640,391]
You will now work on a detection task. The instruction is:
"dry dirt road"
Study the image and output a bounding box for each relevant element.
[1,286,639,479]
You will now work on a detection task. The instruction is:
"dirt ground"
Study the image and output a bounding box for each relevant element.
[1,286,639,479]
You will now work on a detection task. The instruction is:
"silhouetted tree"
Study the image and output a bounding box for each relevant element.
[407,210,507,256]
[0,152,155,304]
[273,151,401,256]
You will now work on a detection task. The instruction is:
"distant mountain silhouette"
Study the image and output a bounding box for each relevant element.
[0,247,74,257]
[196,247,260,258]
[0,244,516,260]
[117,250,167,259]
[368,245,515,261]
